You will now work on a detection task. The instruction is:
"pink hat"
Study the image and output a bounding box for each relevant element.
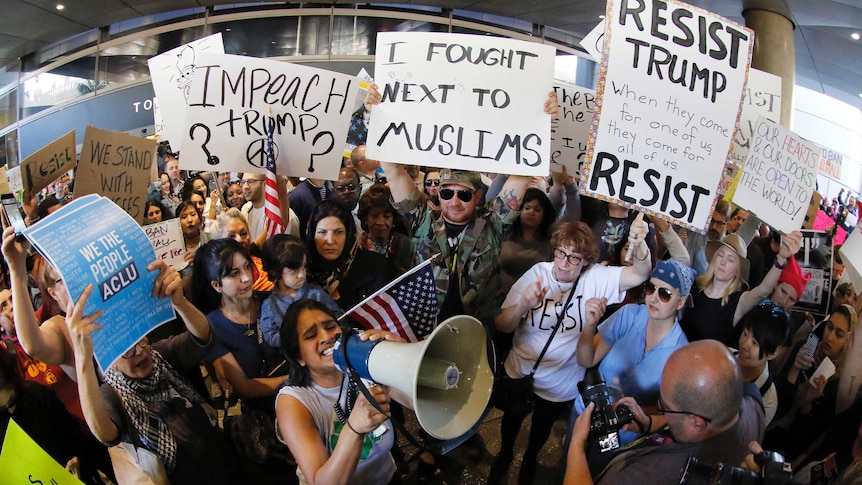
[778,256,811,299]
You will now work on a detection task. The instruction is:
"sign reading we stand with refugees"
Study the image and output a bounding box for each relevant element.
[365,32,556,176]
[732,116,820,234]
[180,53,358,181]
[551,81,597,179]
[582,0,753,233]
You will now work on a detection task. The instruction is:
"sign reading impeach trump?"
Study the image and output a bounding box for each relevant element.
[583,0,753,232]
[366,32,555,176]
[180,53,358,181]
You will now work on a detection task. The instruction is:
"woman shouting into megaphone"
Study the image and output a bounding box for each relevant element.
[275,299,403,485]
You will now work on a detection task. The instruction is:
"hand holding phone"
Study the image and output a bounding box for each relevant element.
[1,193,26,240]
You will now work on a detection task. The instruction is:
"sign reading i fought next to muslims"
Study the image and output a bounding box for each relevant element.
[581,0,754,233]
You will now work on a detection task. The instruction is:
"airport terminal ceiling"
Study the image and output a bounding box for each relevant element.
[0,0,860,109]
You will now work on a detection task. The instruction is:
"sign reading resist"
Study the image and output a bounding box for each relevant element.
[366,32,555,176]
[181,53,358,181]
[583,0,753,232]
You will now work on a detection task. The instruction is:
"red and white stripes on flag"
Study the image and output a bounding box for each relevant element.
[263,116,284,239]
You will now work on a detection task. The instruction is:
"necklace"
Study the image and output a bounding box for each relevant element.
[551,267,570,296]
[224,302,257,337]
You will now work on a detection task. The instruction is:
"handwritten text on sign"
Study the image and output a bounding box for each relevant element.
[75,126,157,224]
[732,116,821,234]
[20,130,77,197]
[583,0,753,232]
[144,219,186,271]
[551,82,597,178]
[366,32,555,176]
[730,68,781,166]
[180,53,357,181]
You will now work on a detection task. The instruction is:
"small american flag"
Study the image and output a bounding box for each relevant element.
[263,116,284,239]
[341,258,438,342]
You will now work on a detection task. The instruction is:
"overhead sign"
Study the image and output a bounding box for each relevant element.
[75,126,158,224]
[582,0,753,233]
[147,33,225,150]
[551,82,597,179]
[365,32,556,176]
[20,130,77,198]
[180,53,357,181]
[733,116,821,234]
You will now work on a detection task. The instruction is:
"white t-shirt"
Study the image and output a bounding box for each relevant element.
[503,262,624,402]
[241,202,300,239]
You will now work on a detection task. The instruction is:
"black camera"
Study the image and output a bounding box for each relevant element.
[578,369,636,453]
[678,451,798,485]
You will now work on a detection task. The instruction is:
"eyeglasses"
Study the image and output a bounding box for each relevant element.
[554,248,583,265]
[709,218,727,227]
[121,340,150,359]
[425,179,440,187]
[439,188,475,202]
[334,183,358,193]
[644,281,675,303]
[239,179,262,186]
[656,396,712,423]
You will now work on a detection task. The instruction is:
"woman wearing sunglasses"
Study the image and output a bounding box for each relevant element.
[490,220,652,484]
[573,260,695,445]
[422,169,441,208]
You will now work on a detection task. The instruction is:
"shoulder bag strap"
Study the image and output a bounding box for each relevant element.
[529,272,581,377]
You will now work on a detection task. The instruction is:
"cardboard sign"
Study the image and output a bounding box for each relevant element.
[75,126,157,224]
[551,82,597,178]
[729,69,782,166]
[582,0,753,233]
[793,230,832,318]
[365,32,556,176]
[0,167,10,195]
[147,33,225,150]
[581,21,605,62]
[144,219,187,271]
[180,53,357,181]
[20,130,77,198]
[0,419,84,485]
[733,116,821,233]
[23,195,175,370]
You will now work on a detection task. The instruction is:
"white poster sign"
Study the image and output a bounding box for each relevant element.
[180,53,358,181]
[147,33,224,151]
[551,82,597,178]
[581,21,605,62]
[730,68,781,166]
[365,32,556,176]
[839,230,862,297]
[582,0,753,233]
[6,167,22,199]
[144,219,187,271]
[733,116,821,233]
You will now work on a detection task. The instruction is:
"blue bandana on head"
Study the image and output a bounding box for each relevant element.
[651,260,697,297]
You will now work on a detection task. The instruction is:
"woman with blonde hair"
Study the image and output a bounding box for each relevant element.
[681,231,802,347]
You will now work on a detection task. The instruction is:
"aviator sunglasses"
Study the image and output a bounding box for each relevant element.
[425,179,440,186]
[643,281,675,303]
[439,188,475,202]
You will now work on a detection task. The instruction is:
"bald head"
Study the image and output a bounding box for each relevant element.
[663,340,742,429]
[351,145,379,177]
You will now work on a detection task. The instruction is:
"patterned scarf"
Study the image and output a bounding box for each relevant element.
[310,240,360,299]
[104,349,206,473]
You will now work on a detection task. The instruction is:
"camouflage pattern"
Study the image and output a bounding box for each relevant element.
[392,186,516,323]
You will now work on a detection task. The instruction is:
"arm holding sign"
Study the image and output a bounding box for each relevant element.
[619,213,652,290]
[654,217,691,266]
[149,260,211,343]
[733,231,802,325]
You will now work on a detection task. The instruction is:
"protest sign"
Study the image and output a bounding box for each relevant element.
[144,219,187,271]
[839,230,862,297]
[791,230,832,317]
[6,166,22,199]
[819,147,843,180]
[180,53,357,181]
[23,195,175,370]
[75,126,157,224]
[729,69,781,166]
[581,21,605,62]
[0,419,84,485]
[365,32,556,176]
[732,116,821,233]
[551,82,597,178]
[582,0,753,232]
[148,33,224,151]
[20,130,77,198]
[0,167,9,195]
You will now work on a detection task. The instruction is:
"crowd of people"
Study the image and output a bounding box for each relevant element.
[0,84,861,485]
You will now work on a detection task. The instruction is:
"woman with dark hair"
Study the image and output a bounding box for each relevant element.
[306,201,395,312]
[159,172,180,213]
[499,187,558,294]
[275,299,399,485]
[213,208,273,292]
[144,199,173,224]
[356,184,412,276]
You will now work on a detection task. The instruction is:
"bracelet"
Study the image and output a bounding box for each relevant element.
[636,248,650,262]
[345,420,366,437]
[645,415,652,433]
[774,258,787,270]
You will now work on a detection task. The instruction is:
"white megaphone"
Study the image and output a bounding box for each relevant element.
[333,315,493,440]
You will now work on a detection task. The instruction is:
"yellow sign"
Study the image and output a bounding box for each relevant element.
[0,418,84,485]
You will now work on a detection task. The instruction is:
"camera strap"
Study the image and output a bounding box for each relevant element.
[529,272,580,378]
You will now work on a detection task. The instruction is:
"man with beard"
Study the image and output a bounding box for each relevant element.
[240,173,297,245]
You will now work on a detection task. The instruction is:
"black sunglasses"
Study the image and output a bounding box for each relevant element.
[439,188,474,202]
[425,179,440,186]
[657,396,713,423]
[334,183,357,193]
[644,281,674,303]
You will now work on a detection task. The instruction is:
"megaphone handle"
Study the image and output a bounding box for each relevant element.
[359,378,389,438]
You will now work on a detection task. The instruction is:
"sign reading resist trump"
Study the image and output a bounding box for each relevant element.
[582,0,753,233]
[180,53,358,181]
[366,32,555,176]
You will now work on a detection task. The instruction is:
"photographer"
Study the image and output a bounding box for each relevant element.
[565,340,764,485]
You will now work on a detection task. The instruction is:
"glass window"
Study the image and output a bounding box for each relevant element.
[453,10,533,34]
[108,9,206,39]
[0,60,21,93]
[1,130,19,169]
[20,57,96,119]
[0,89,18,132]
